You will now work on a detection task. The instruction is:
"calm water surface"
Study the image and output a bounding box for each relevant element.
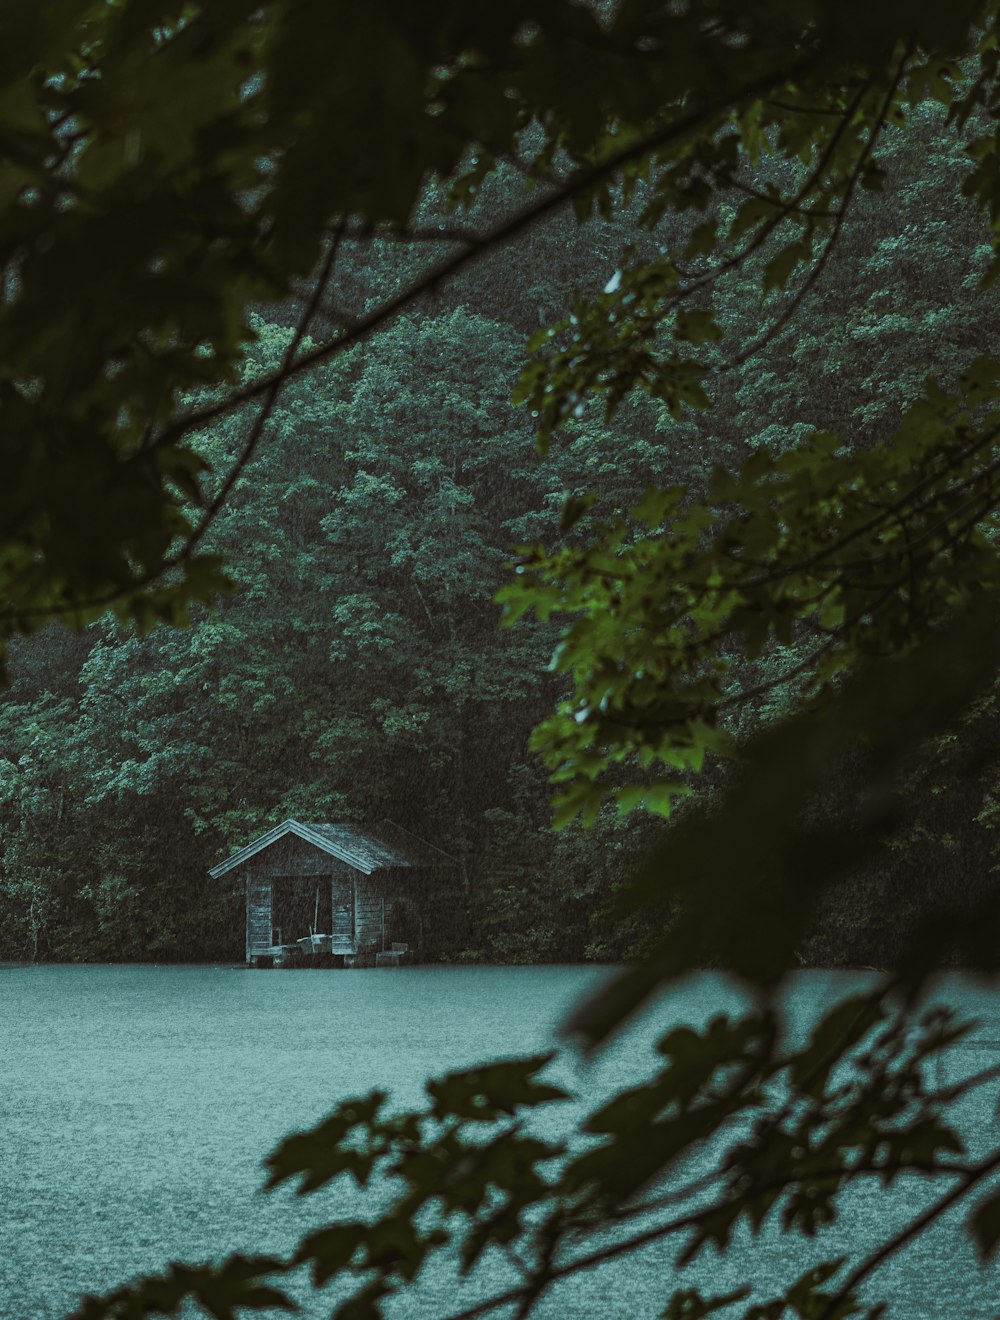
[1,964,998,1319]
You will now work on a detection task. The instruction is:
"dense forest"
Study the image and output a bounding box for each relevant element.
[12,7,1000,1318]
[2,97,997,968]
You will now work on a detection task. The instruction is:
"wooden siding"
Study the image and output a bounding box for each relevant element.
[247,872,273,953]
[354,873,384,950]
[352,871,418,952]
[331,869,354,952]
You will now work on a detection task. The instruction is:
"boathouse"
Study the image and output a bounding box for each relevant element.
[209,819,458,967]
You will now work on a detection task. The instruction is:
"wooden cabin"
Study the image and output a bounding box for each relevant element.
[209,819,458,967]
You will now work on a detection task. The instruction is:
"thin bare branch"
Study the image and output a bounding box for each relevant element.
[731,47,912,370]
[169,221,346,565]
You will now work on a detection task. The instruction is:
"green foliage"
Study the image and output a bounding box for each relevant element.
[69,1256,297,1320]
[9,2,1000,1318]
[0,0,991,658]
[0,309,665,960]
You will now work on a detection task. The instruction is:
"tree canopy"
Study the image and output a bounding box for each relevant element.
[6,0,1000,1316]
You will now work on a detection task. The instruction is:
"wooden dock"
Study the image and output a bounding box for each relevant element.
[248,941,410,969]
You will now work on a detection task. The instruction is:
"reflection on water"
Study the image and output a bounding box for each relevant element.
[0,964,997,1318]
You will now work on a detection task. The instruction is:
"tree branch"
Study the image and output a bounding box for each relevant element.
[168,221,346,566]
[730,47,912,370]
[437,1152,988,1320]
[145,48,828,458]
[818,1146,1000,1320]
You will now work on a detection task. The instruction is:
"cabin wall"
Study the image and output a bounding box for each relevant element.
[354,873,386,951]
[233,839,459,963]
[353,872,421,952]
[329,860,356,952]
[246,870,273,956]
[378,871,434,956]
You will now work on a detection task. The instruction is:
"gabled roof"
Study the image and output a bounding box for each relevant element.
[208,818,456,878]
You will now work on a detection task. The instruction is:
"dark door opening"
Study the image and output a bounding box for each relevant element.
[272,875,333,946]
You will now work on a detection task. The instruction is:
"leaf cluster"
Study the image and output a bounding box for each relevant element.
[11,4,1000,1319]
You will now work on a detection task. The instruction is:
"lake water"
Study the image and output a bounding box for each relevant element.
[1,964,998,1319]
